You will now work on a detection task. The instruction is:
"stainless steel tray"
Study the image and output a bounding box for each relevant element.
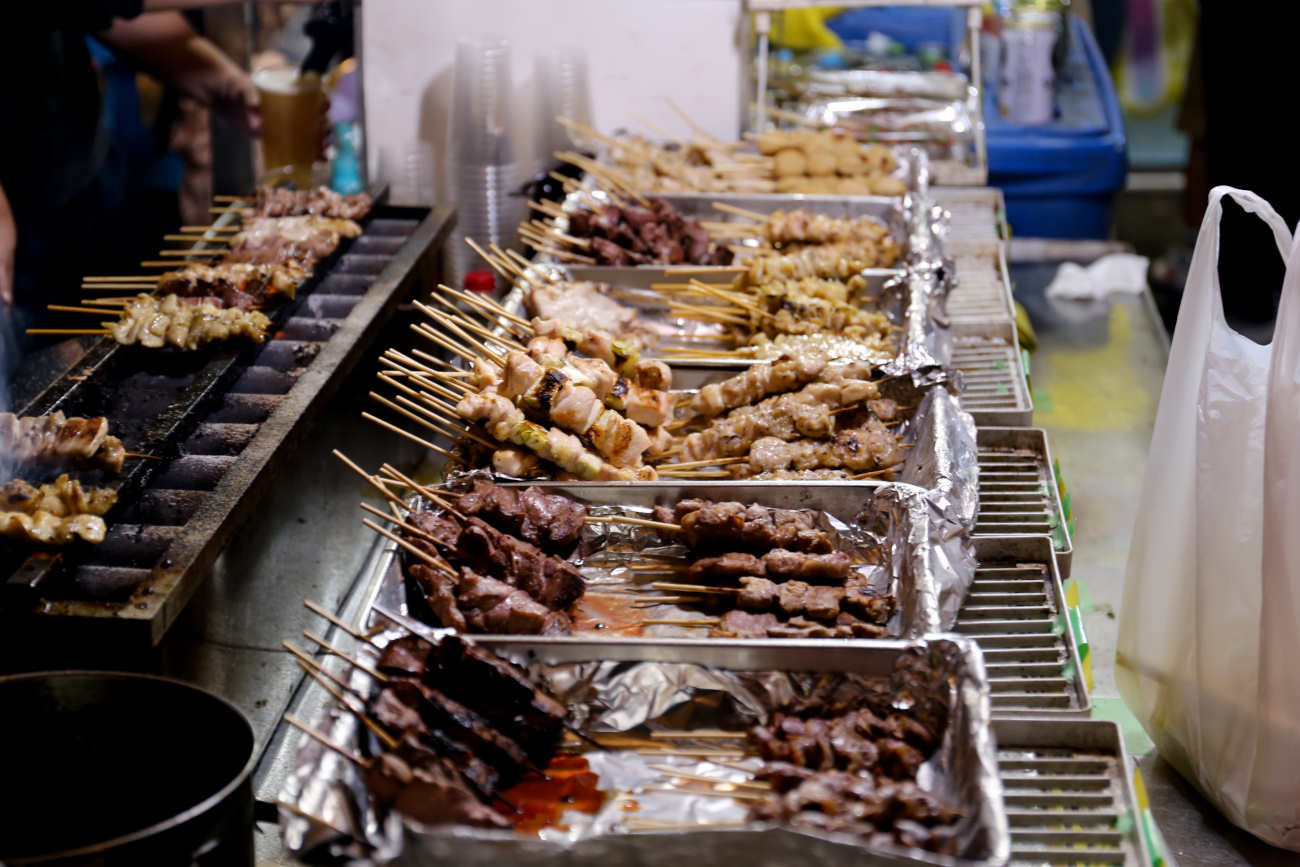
[945,241,1014,327]
[992,718,1153,867]
[280,632,1010,867]
[931,188,1007,243]
[950,320,1032,426]
[973,428,1073,576]
[366,480,976,641]
[957,537,1088,717]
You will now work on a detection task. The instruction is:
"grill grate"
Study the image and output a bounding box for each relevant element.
[9,208,455,645]
[975,428,1073,575]
[952,321,1033,426]
[959,537,1088,715]
[946,240,1014,325]
[932,187,1007,242]
[994,719,1152,866]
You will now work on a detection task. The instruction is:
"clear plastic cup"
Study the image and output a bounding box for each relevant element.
[535,47,593,171]
[451,38,514,165]
[253,67,323,189]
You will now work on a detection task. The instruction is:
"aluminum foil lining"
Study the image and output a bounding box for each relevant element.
[366,473,975,641]
[279,636,1009,867]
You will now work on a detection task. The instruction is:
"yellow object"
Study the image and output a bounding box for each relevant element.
[1014,300,1037,351]
[772,8,845,51]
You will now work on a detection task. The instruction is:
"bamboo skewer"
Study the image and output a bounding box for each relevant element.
[180,224,239,233]
[26,329,111,336]
[641,618,720,628]
[361,410,463,457]
[302,629,389,683]
[293,661,399,752]
[585,515,680,533]
[283,712,368,766]
[359,502,452,553]
[46,305,117,317]
[331,448,415,515]
[655,456,747,470]
[362,517,461,582]
[304,599,380,647]
[711,202,768,222]
[377,463,462,518]
[284,641,365,698]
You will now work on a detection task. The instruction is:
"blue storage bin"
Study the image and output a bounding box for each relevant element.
[985,16,1127,239]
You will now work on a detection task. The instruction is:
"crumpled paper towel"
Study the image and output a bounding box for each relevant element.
[1045,253,1149,300]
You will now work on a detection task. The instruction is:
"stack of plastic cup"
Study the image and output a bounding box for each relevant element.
[535,47,593,175]
[448,38,522,290]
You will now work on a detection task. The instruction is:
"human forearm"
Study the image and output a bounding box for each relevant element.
[0,181,16,307]
[99,13,258,127]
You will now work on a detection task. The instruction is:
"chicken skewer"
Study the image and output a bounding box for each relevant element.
[0,412,127,473]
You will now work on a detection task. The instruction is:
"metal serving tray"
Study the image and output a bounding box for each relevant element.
[365,480,973,641]
[280,632,1009,867]
[932,188,1007,243]
[957,537,1088,717]
[945,241,1014,326]
[973,428,1073,576]
[950,320,1032,426]
[548,189,911,290]
[992,718,1152,867]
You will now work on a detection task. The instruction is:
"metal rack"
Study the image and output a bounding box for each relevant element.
[746,0,988,183]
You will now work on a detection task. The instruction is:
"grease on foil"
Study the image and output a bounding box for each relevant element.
[278,637,1008,867]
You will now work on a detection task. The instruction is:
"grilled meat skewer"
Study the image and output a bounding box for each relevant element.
[0,412,126,473]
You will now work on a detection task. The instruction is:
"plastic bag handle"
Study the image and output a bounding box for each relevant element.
[1168,187,1292,355]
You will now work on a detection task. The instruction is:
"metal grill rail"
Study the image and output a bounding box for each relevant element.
[994,718,1152,866]
[959,537,1088,715]
[952,320,1033,426]
[975,428,1073,576]
[933,187,1007,242]
[947,240,1014,325]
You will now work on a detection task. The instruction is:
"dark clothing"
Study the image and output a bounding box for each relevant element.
[3,2,146,352]
[1199,1,1300,323]
[3,3,144,215]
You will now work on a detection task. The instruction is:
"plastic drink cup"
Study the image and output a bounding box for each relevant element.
[254,67,323,188]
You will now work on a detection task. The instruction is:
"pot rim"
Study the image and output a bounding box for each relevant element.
[0,669,258,864]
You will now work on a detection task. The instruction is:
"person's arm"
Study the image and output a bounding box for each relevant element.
[25,1,316,32]
[0,182,15,308]
[99,13,261,132]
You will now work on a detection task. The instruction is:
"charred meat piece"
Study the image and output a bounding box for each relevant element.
[564,197,732,266]
[376,635,432,678]
[687,552,764,583]
[407,563,467,632]
[361,752,509,829]
[458,569,552,635]
[761,549,850,583]
[455,518,585,611]
[737,576,780,611]
[455,480,588,553]
[777,580,811,617]
[432,635,567,761]
[842,577,896,624]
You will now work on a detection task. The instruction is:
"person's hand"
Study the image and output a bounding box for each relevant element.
[0,183,15,309]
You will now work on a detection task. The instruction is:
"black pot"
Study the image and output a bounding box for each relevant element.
[0,671,256,866]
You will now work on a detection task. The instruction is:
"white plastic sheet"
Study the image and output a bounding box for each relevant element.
[1117,186,1300,849]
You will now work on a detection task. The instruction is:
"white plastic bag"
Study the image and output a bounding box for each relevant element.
[1117,186,1300,849]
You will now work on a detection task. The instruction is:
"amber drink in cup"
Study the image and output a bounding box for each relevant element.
[254,67,322,188]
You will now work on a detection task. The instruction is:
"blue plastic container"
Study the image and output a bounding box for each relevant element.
[985,16,1127,239]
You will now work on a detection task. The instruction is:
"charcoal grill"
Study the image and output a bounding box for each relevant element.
[0,197,455,647]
